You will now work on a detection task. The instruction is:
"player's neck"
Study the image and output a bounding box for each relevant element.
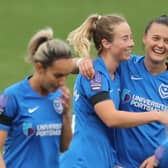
[29,74,49,96]
[101,53,119,79]
[144,57,167,75]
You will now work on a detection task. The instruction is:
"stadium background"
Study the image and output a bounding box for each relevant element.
[0,0,167,92]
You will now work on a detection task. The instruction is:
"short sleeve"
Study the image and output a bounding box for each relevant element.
[0,93,17,131]
[80,71,110,99]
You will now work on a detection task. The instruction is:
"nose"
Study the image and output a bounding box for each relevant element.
[129,38,135,48]
[157,40,164,48]
[58,76,67,86]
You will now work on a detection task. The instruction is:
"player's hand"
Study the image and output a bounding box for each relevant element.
[158,110,168,126]
[79,58,95,80]
[140,155,156,168]
[60,86,71,114]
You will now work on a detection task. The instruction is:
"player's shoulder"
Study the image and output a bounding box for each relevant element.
[5,82,21,94]
[129,54,144,64]
[118,54,145,73]
[4,81,23,96]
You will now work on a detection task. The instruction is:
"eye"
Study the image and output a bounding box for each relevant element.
[54,74,64,78]
[164,39,168,44]
[152,36,160,41]
[53,73,60,78]
[122,36,129,41]
[54,73,69,79]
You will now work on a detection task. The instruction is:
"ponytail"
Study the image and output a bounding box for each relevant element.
[27,28,53,63]
[67,14,100,58]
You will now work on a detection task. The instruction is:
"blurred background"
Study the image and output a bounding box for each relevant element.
[0,0,167,92]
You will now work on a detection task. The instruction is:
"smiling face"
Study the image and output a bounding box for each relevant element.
[110,22,134,61]
[143,23,168,63]
[101,22,134,62]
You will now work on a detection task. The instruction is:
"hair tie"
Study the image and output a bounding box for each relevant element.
[98,15,102,20]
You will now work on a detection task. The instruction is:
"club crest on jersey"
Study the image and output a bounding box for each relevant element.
[23,122,36,136]
[121,88,131,104]
[90,72,102,90]
[159,83,168,99]
[0,94,8,114]
[53,99,63,114]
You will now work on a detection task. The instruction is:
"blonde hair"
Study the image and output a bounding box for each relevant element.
[67,14,126,58]
[27,27,71,68]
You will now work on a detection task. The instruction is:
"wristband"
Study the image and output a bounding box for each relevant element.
[76,58,84,67]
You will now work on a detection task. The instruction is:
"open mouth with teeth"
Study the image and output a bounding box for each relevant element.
[153,48,165,55]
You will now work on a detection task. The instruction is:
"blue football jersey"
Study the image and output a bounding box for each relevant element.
[114,55,168,168]
[0,77,64,168]
[60,56,120,168]
[155,139,168,168]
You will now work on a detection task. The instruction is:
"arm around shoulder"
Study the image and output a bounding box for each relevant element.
[94,99,162,128]
[71,57,95,79]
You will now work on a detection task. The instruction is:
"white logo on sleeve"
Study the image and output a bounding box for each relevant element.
[131,75,143,80]
[28,106,39,113]
[73,89,80,101]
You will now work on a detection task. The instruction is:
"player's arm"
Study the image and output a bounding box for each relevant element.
[92,92,168,128]
[0,130,7,168]
[60,87,72,152]
[71,58,95,79]
[0,93,16,168]
[60,108,72,152]
[70,58,80,74]
[140,139,168,168]
[140,155,156,168]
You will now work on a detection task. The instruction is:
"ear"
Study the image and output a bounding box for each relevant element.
[101,39,111,49]
[142,33,147,45]
[34,62,44,74]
